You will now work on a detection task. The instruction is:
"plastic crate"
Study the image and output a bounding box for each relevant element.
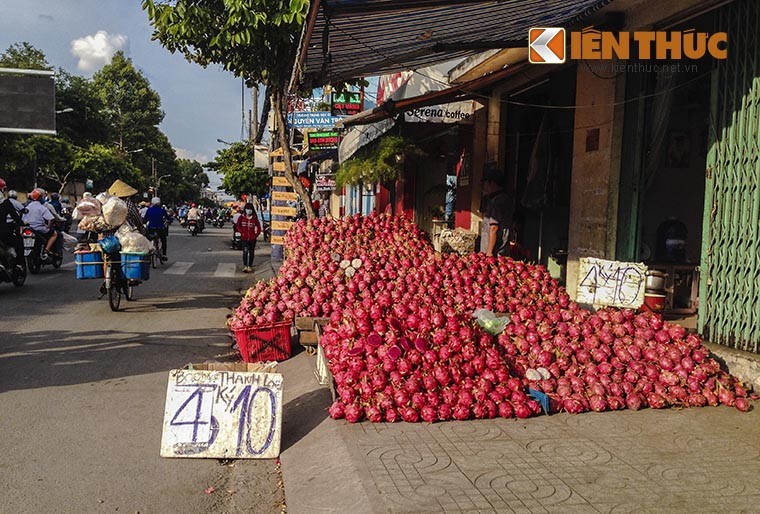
[234,322,292,362]
[75,251,105,279]
[121,252,150,280]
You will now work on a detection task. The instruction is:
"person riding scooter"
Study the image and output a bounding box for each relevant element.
[0,178,25,270]
[22,189,58,259]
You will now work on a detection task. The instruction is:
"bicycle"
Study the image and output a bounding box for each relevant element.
[146,228,166,269]
[101,252,137,311]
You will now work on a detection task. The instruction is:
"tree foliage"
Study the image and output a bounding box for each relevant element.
[142,0,317,218]
[0,42,205,201]
[206,142,268,200]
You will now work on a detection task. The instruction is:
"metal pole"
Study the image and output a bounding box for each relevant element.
[251,84,259,143]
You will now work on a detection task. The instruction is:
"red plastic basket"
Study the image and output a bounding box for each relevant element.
[234,322,292,362]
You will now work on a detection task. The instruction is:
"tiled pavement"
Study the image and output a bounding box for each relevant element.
[280,347,760,514]
[343,407,760,513]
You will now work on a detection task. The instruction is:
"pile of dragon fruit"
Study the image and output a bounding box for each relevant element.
[228,213,753,422]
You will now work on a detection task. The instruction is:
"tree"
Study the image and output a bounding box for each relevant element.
[0,42,51,70]
[70,144,144,193]
[142,0,317,218]
[91,51,164,152]
[55,70,112,147]
[207,142,268,200]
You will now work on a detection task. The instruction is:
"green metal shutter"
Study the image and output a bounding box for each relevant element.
[699,0,760,353]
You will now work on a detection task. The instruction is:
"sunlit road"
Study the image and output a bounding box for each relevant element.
[0,225,283,514]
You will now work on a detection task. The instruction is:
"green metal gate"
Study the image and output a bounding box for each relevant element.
[699,0,760,353]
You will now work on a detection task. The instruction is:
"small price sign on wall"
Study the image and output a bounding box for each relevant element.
[577,257,646,308]
[160,365,283,459]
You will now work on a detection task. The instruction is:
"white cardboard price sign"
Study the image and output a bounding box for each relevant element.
[576,257,646,308]
[160,366,283,459]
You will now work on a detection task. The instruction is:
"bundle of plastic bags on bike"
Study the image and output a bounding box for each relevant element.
[74,193,151,253]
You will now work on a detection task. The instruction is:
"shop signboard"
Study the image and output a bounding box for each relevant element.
[272,191,298,202]
[404,100,475,124]
[577,257,646,308]
[271,220,294,231]
[272,161,286,172]
[307,130,340,151]
[160,364,282,459]
[272,205,297,217]
[315,174,337,192]
[272,176,290,187]
[287,111,343,129]
[330,91,362,116]
[270,235,285,245]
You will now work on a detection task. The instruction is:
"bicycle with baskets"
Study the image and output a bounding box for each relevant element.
[100,251,141,311]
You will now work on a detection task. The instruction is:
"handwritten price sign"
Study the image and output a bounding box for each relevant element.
[160,367,283,459]
[577,257,646,308]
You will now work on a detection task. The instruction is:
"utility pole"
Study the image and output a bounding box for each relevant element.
[251,84,259,143]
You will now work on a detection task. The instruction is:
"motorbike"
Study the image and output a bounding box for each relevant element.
[262,220,271,242]
[212,215,225,229]
[60,205,74,233]
[187,219,199,236]
[231,229,242,250]
[0,239,26,287]
[179,215,187,227]
[23,227,63,273]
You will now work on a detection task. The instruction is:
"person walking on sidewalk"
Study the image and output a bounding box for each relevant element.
[236,202,261,273]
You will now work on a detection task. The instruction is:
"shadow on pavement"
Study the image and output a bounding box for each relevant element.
[281,387,331,453]
[0,327,230,393]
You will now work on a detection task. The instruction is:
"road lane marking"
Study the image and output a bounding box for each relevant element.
[164,261,194,275]
[214,263,237,278]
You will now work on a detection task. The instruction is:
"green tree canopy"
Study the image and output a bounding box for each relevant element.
[207,142,268,200]
[0,42,52,70]
[142,0,316,218]
[92,51,164,151]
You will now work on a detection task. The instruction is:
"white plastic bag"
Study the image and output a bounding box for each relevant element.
[102,197,128,227]
[74,197,102,217]
[472,308,510,335]
[118,231,152,253]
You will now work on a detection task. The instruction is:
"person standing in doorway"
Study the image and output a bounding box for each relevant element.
[480,164,514,257]
[236,202,261,273]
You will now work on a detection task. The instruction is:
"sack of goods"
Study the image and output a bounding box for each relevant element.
[117,230,152,253]
[102,197,128,226]
[78,215,112,233]
[75,197,102,217]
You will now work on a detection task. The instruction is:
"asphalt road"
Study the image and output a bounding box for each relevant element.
[0,224,284,514]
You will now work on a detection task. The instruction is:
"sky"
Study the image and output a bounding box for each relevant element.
[0,0,262,190]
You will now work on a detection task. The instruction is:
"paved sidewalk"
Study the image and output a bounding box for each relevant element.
[278,348,760,514]
[245,257,760,513]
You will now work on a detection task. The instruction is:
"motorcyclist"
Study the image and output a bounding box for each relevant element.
[187,202,204,231]
[143,196,169,261]
[0,179,25,269]
[49,192,63,215]
[22,189,58,258]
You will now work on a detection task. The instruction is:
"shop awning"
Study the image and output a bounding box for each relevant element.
[338,63,520,127]
[291,0,614,90]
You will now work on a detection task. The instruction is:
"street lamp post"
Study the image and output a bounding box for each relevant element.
[155,174,171,198]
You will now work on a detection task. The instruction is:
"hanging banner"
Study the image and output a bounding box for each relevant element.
[404,100,475,124]
[287,111,343,129]
[330,91,363,116]
[315,174,337,192]
[307,130,340,151]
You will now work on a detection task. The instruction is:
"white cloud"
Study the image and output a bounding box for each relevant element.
[70,30,128,73]
[174,148,211,164]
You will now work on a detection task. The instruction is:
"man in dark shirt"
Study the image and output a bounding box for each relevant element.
[0,178,25,268]
[480,164,514,256]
